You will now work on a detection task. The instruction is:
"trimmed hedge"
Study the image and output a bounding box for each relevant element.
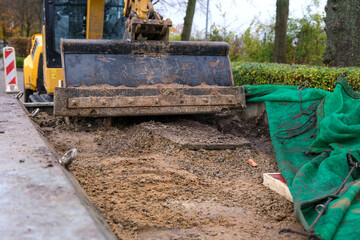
[7,37,31,57]
[16,57,25,68]
[232,62,360,92]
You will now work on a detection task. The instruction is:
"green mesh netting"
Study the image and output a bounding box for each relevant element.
[245,78,360,240]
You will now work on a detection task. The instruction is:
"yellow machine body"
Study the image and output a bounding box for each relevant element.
[44,68,63,93]
[123,0,150,19]
[24,0,245,116]
[24,34,43,92]
[86,0,105,39]
[24,0,107,99]
[24,32,63,96]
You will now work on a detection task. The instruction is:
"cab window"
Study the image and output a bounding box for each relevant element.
[53,0,125,53]
[31,38,40,59]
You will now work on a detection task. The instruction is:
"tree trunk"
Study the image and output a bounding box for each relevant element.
[26,22,31,37]
[273,0,289,63]
[2,24,6,46]
[20,24,24,37]
[17,0,25,37]
[323,0,360,67]
[181,0,196,41]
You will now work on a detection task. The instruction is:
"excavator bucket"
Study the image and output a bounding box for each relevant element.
[54,39,245,117]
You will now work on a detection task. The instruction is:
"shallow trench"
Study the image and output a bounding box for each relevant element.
[33,112,306,240]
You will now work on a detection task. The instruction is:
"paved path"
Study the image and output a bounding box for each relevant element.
[0,94,116,240]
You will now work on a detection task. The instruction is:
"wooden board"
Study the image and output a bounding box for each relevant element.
[263,173,293,202]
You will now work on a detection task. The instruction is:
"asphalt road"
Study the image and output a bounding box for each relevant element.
[0,60,24,101]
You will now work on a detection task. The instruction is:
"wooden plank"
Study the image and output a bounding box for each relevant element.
[263,173,293,202]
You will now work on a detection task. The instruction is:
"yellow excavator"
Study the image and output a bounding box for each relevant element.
[24,0,245,117]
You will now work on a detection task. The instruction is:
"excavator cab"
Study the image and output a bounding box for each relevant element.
[25,0,245,117]
[24,0,126,101]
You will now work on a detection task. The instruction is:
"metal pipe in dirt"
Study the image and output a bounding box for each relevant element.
[23,102,54,108]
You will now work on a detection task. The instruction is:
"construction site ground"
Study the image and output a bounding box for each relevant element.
[33,111,306,240]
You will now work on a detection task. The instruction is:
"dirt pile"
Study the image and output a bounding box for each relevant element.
[32,112,306,240]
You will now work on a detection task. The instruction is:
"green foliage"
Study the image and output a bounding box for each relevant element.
[286,10,326,65]
[232,62,360,91]
[237,10,326,65]
[16,57,24,68]
[208,16,275,63]
[209,24,235,42]
[169,29,181,41]
[208,4,326,66]
[236,18,274,63]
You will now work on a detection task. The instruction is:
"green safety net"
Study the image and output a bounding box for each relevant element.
[245,78,360,240]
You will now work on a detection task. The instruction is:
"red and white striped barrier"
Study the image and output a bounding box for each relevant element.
[3,47,19,93]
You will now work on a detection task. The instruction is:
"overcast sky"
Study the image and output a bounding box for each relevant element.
[157,0,327,35]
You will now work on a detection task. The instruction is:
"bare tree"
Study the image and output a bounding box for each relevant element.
[323,0,360,67]
[13,0,42,37]
[273,0,289,63]
[0,0,41,42]
[181,0,197,41]
[0,0,15,44]
[155,0,208,40]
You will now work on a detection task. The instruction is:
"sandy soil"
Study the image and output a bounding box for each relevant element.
[33,112,306,240]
